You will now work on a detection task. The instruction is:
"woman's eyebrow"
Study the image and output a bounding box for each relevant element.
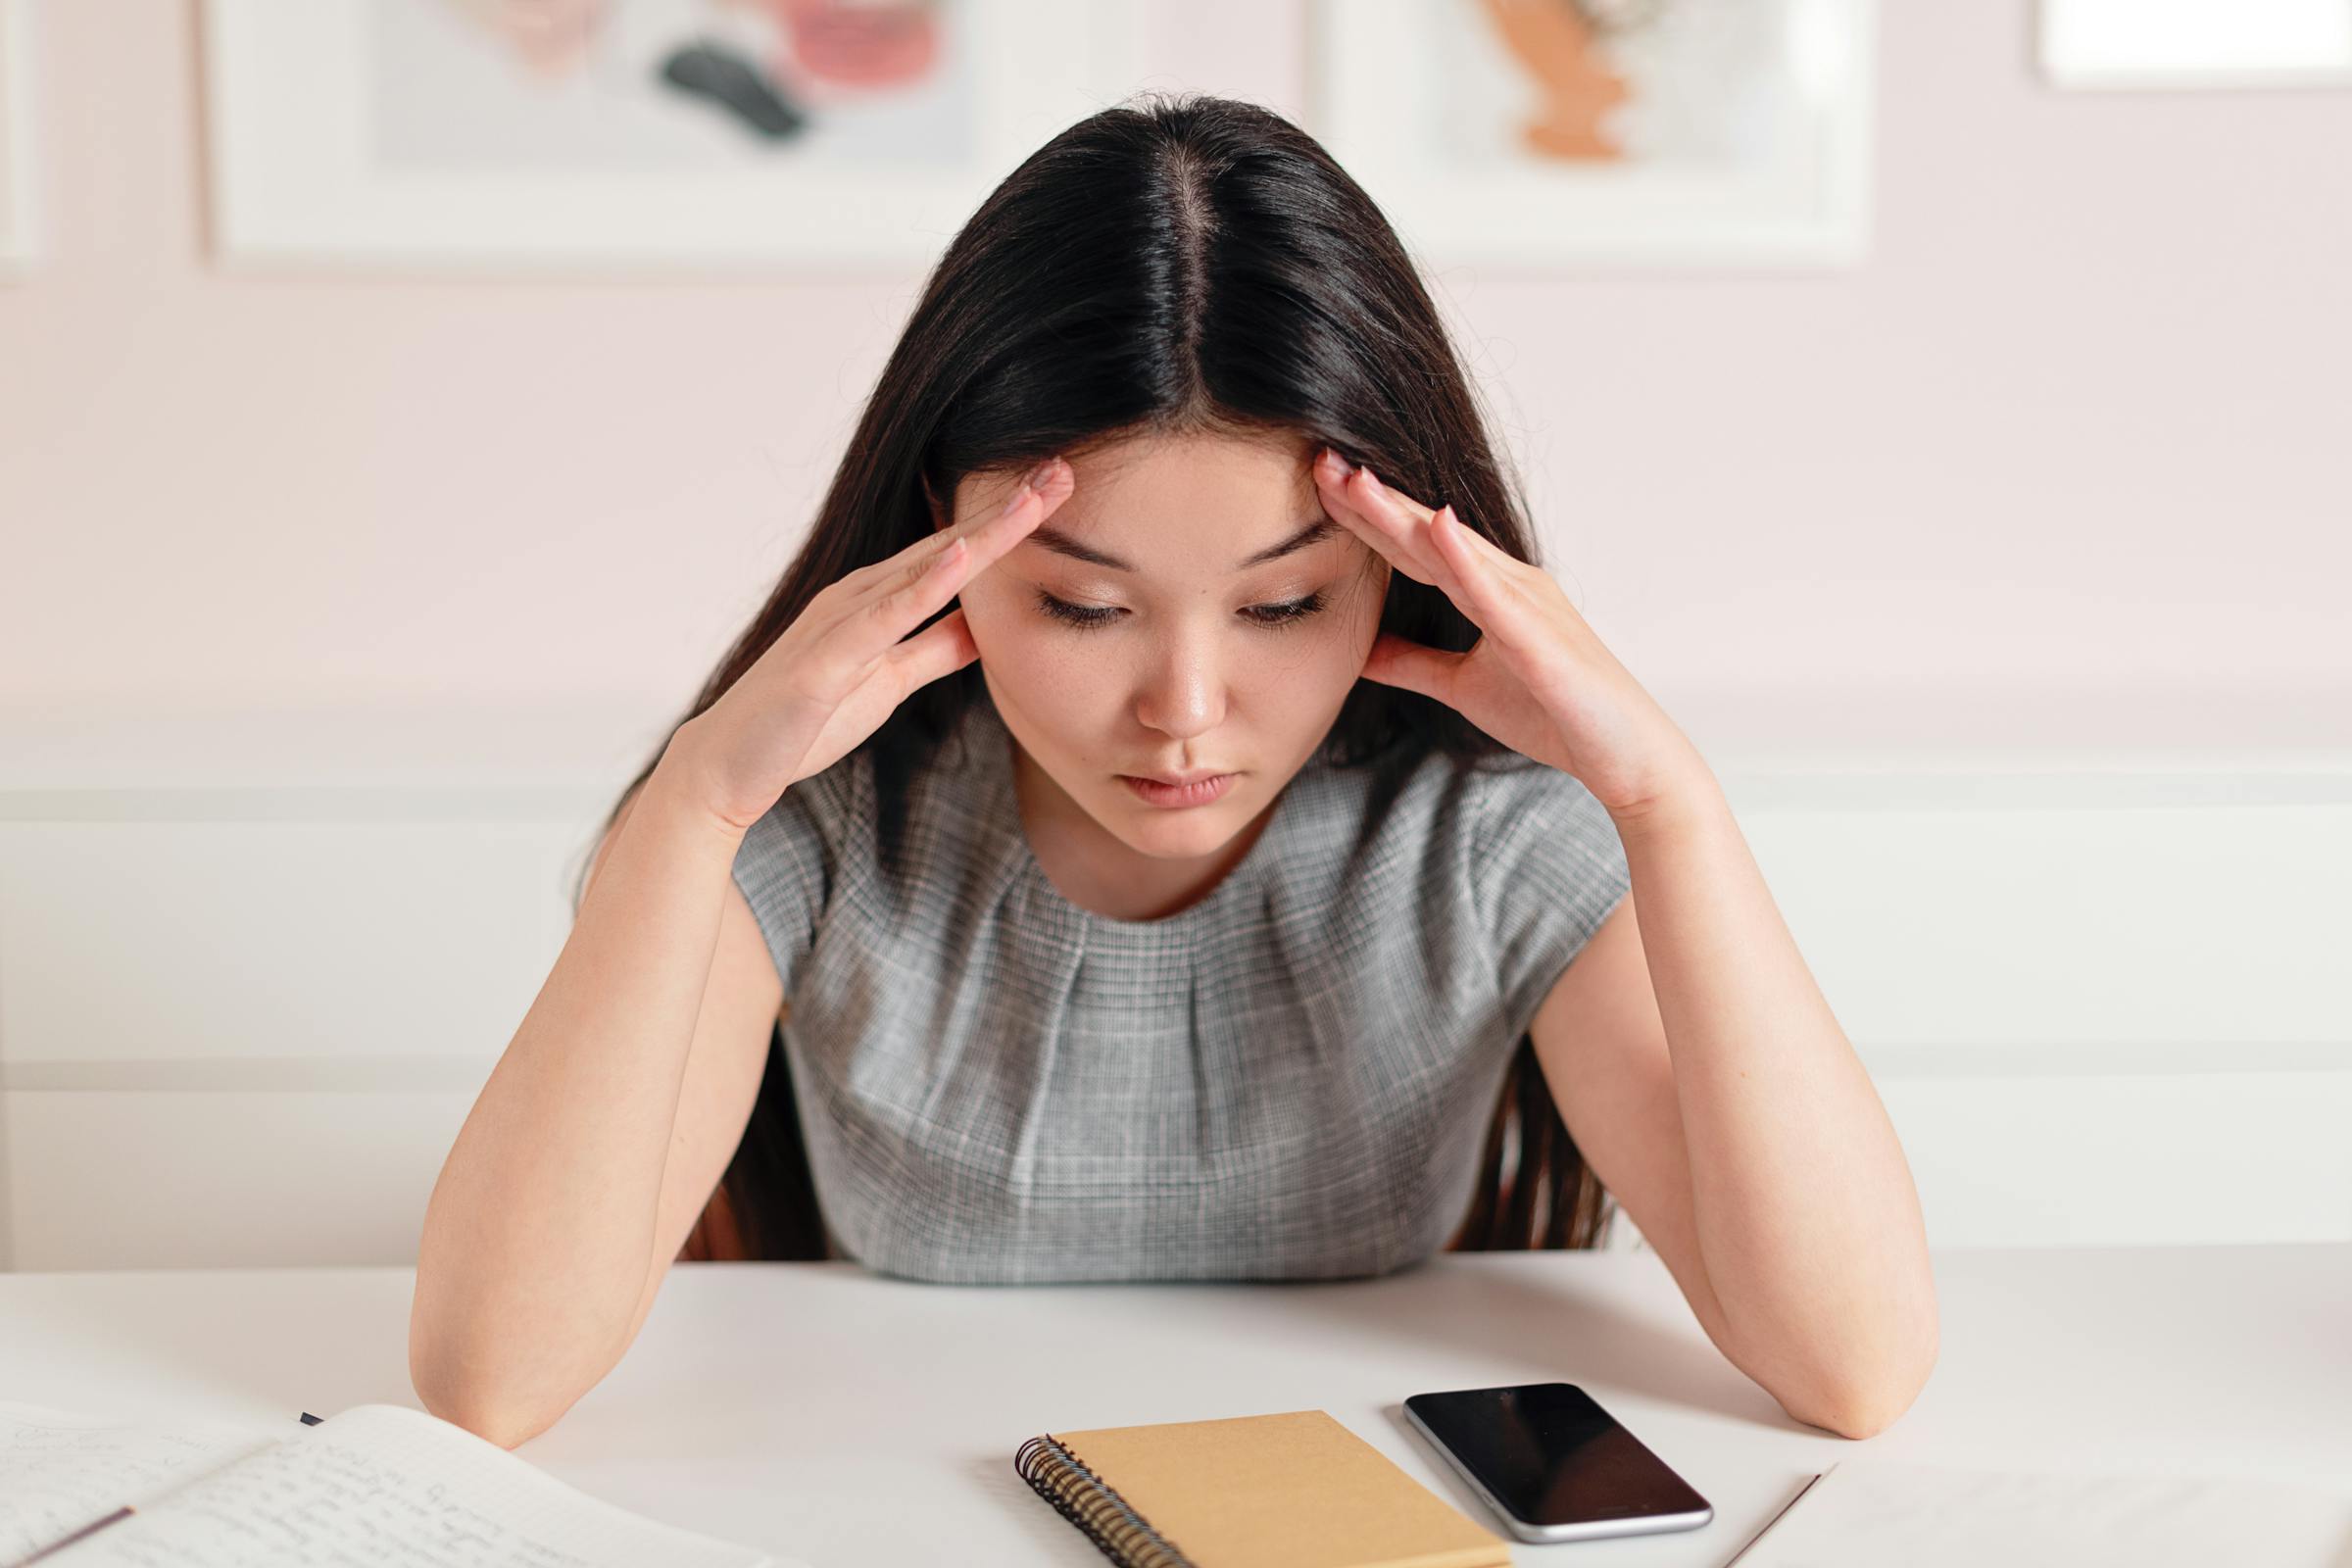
[1024,514,1339,574]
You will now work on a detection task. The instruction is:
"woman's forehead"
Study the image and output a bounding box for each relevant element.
[993,431,1336,575]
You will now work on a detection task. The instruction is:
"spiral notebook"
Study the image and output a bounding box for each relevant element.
[1013,1408,1513,1568]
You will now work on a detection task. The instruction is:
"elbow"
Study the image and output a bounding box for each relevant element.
[408,1304,561,1452]
[1780,1250,1943,1441]
[1796,1382,1917,1442]
[411,1358,549,1452]
[1788,1320,1940,1441]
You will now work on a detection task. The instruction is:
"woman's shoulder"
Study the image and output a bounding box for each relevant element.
[1313,739,1593,851]
[1459,749,1615,830]
[1458,755,1624,886]
[733,744,881,904]
[1422,752,1631,1038]
[741,709,1009,883]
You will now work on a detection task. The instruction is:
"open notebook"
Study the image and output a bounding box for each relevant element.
[0,1399,804,1568]
[1732,1456,2352,1568]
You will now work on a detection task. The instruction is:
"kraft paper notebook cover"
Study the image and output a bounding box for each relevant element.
[1014,1408,1513,1568]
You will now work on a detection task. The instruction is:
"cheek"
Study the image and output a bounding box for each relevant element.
[960,589,1097,690]
[1242,621,1377,703]
[957,578,1032,649]
[1331,566,1393,655]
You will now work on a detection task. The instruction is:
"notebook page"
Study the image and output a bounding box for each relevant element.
[37,1403,797,1568]
[0,1400,279,1568]
[1739,1457,2352,1568]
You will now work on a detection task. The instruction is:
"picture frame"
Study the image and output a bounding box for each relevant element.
[1307,0,1877,271]
[199,0,1150,273]
[0,0,37,273]
[2039,0,2352,90]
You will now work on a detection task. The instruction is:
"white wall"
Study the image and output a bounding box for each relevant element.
[2,0,2347,1268]
[5,764,2347,1270]
[2,0,2347,728]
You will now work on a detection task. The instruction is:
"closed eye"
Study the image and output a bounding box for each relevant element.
[1035,591,1328,631]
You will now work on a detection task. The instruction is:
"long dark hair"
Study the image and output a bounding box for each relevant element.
[573,92,1616,1266]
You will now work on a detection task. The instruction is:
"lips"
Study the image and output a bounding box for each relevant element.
[1120,771,1238,808]
[1129,769,1229,786]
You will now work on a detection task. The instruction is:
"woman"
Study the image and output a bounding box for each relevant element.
[410,93,1936,1452]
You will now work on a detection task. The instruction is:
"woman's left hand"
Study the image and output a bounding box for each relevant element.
[1314,447,1708,820]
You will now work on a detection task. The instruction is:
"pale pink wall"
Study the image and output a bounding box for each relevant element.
[3,1,2346,767]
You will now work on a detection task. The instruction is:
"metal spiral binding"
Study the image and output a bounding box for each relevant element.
[1012,1434,1196,1568]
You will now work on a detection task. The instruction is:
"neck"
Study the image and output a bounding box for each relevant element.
[1007,734,1278,923]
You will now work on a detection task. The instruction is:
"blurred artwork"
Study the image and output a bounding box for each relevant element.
[378,0,965,169]
[1444,0,1786,168]
[1459,0,1638,162]
[202,0,1141,269]
[1313,0,1876,268]
[0,0,34,272]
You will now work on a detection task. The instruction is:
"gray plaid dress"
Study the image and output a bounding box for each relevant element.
[728,692,1631,1284]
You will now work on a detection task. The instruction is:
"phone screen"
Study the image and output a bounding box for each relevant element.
[1404,1382,1709,1529]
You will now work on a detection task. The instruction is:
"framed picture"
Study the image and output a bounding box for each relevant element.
[199,0,1148,272]
[2039,0,2352,90]
[1308,0,1876,270]
[0,0,36,273]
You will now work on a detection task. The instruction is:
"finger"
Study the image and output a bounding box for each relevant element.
[933,456,1075,567]
[836,458,1071,605]
[1350,460,1438,528]
[945,458,1076,583]
[814,459,1071,644]
[884,605,980,694]
[1427,504,1544,644]
[1325,453,1551,630]
[1313,456,1448,589]
[1316,455,1484,616]
[815,455,1080,678]
[1352,467,1495,600]
[804,529,981,691]
[1357,630,1470,705]
[1320,452,1463,591]
[1426,499,1549,602]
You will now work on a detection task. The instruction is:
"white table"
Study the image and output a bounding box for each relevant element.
[5,1245,2347,1565]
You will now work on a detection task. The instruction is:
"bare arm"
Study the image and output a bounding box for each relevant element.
[406,456,1070,1447]
[1539,775,1938,1440]
[408,725,779,1450]
[1300,445,1935,1436]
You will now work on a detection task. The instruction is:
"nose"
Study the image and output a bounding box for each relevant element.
[1130,624,1231,741]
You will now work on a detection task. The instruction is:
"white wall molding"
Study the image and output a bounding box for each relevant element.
[0,786,611,822]
[4,752,2345,1269]
[0,1056,496,1093]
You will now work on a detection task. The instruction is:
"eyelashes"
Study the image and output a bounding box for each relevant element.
[1035,590,1329,632]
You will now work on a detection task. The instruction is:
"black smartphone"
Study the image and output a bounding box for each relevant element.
[1402,1382,1713,1544]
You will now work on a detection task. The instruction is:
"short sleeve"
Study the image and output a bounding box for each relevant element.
[1470,760,1633,1043]
[728,769,842,1002]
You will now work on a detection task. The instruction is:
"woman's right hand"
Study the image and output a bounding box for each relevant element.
[665,457,1076,835]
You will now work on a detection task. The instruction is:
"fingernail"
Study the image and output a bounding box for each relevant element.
[1025,457,1060,492]
[998,468,1047,516]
